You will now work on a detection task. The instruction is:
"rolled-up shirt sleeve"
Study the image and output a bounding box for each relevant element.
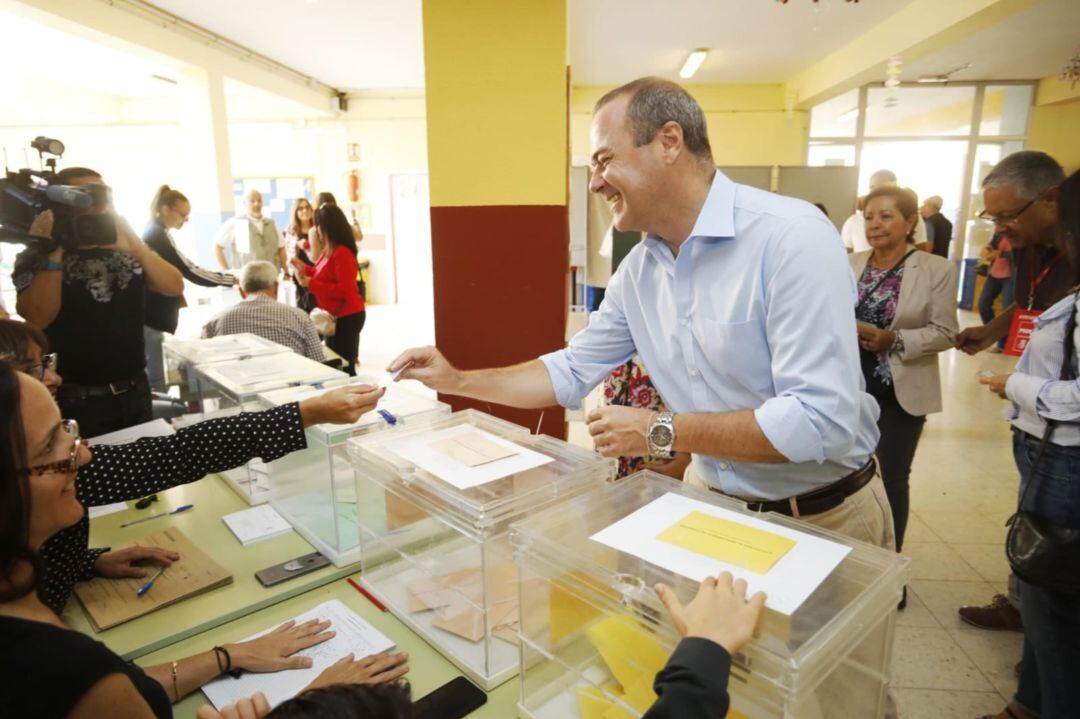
[753,217,863,464]
[1008,372,1080,422]
[539,269,637,410]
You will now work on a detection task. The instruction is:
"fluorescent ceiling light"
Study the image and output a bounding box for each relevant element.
[679,49,708,79]
[916,75,949,84]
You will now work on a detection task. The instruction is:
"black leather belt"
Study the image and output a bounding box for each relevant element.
[59,375,143,399]
[711,458,877,517]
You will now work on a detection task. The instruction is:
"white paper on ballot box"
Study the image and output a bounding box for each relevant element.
[201,599,395,709]
[589,492,851,615]
[381,424,553,490]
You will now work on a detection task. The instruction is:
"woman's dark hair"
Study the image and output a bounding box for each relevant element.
[266,682,412,719]
[315,204,358,256]
[150,184,188,219]
[316,192,338,207]
[1058,169,1080,285]
[0,361,41,602]
[0,320,49,363]
[864,186,919,243]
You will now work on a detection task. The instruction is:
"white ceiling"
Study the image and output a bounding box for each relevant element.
[148,0,426,91]
[569,0,915,85]
[899,0,1080,82]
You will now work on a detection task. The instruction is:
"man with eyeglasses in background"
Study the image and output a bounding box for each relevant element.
[956,151,1069,357]
[954,150,1070,639]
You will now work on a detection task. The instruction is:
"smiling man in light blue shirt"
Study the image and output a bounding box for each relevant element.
[392,77,891,549]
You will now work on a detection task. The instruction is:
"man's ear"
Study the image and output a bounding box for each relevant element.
[1043,184,1061,206]
[656,121,684,163]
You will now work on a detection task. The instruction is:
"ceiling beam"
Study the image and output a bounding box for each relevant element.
[785,0,1048,110]
[7,0,336,115]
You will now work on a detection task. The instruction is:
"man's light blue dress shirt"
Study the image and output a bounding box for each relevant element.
[540,171,880,500]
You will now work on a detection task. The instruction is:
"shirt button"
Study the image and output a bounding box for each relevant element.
[690,368,700,377]
[681,318,689,326]
[718,462,731,471]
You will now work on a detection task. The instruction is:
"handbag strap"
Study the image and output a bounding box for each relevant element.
[855,249,917,315]
[1016,290,1080,511]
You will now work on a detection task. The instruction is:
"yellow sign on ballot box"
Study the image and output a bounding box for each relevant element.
[656,510,796,574]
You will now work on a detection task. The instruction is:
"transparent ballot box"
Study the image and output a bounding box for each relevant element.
[162,333,291,397]
[256,381,451,566]
[192,354,348,504]
[348,410,616,690]
[510,471,911,719]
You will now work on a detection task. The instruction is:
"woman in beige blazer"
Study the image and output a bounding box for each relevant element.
[849,186,958,554]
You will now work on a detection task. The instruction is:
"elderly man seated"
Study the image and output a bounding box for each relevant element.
[202,260,325,361]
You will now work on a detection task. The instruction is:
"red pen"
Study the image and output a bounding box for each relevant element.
[347,577,387,612]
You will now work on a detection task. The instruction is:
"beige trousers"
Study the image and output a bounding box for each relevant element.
[684,462,897,551]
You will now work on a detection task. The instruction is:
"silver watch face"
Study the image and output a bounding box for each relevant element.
[650,425,673,447]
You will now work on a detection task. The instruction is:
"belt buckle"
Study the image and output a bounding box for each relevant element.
[109,381,128,396]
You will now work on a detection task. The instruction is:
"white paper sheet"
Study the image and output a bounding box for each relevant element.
[589,492,852,615]
[202,599,395,709]
[88,502,128,519]
[381,424,553,490]
[88,418,174,446]
[222,505,293,545]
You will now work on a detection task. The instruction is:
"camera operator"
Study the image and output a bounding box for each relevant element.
[13,167,184,437]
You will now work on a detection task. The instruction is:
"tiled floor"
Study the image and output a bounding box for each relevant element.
[358,303,1027,718]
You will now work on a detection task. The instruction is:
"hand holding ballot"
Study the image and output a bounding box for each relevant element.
[298,384,385,426]
[655,572,766,655]
[388,345,462,394]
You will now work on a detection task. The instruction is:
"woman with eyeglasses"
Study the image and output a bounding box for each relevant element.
[0,319,61,397]
[284,198,317,313]
[142,185,238,392]
[0,363,410,718]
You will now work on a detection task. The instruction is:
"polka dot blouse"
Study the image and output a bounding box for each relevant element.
[38,403,306,613]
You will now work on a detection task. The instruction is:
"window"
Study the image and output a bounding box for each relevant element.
[865,86,976,137]
[809,89,858,138]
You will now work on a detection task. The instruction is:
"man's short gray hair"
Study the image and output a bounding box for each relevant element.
[924,195,943,209]
[240,261,278,293]
[594,77,713,163]
[983,151,1065,200]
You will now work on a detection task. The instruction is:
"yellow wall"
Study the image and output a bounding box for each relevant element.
[570,84,808,166]
[422,0,567,207]
[1028,76,1080,174]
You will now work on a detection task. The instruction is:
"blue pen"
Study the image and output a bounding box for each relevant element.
[121,504,195,528]
[378,409,399,426]
[136,566,167,597]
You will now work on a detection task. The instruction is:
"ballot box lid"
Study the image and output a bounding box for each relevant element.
[257,379,451,443]
[163,333,292,366]
[348,409,615,537]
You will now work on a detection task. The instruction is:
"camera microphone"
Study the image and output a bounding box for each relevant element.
[46,185,94,209]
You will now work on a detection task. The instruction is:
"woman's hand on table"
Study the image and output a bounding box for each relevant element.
[303,651,410,692]
[299,385,385,426]
[196,692,270,719]
[94,545,180,579]
[227,618,336,673]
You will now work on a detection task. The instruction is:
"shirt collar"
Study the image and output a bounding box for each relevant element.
[643,170,736,253]
[245,293,274,303]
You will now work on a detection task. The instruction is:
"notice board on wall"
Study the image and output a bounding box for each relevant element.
[233,177,315,231]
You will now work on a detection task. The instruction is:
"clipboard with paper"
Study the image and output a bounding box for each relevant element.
[74,528,233,631]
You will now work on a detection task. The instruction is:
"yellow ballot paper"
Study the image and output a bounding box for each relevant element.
[656,510,796,574]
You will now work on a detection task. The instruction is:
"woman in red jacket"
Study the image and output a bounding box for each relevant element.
[292,204,365,375]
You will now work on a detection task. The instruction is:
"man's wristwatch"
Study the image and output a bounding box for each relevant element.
[646,411,676,459]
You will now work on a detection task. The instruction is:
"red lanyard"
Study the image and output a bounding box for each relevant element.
[1028,252,1062,309]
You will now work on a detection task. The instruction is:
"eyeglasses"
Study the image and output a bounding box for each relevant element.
[978,192,1043,226]
[26,419,82,476]
[19,352,57,382]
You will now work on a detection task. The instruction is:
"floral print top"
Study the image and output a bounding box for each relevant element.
[856,263,904,392]
[602,355,669,478]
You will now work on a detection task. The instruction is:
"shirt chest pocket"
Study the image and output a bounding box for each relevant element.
[691,318,774,396]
